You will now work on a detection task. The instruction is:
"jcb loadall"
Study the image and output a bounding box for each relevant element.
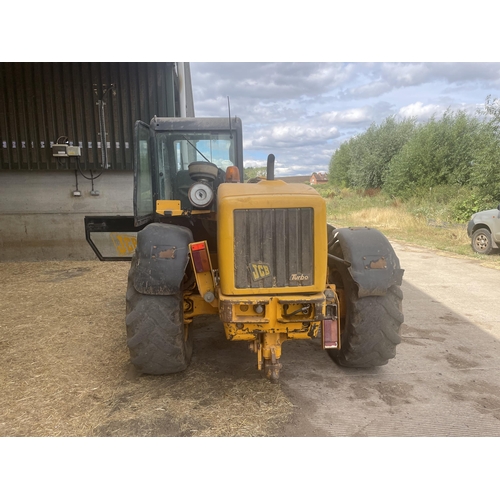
[85,116,404,382]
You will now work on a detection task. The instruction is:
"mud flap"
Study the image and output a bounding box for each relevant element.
[333,227,404,297]
[132,223,194,295]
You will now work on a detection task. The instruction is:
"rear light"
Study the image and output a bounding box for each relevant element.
[322,319,338,349]
[225,166,240,183]
[191,242,211,273]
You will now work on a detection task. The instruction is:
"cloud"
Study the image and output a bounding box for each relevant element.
[339,81,393,100]
[379,63,431,87]
[378,62,500,88]
[321,107,374,124]
[275,165,319,176]
[397,101,446,120]
[192,62,357,104]
[424,63,500,84]
[335,63,500,102]
[243,159,267,169]
[246,124,339,149]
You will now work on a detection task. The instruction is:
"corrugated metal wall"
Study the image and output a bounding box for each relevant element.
[0,62,182,171]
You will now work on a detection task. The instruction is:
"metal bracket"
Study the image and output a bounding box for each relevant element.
[93,83,116,99]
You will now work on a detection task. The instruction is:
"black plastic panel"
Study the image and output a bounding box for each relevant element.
[133,223,193,295]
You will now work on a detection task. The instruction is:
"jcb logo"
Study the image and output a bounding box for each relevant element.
[111,234,137,255]
[250,263,271,281]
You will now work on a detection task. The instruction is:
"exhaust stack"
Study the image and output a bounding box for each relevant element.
[266,154,275,181]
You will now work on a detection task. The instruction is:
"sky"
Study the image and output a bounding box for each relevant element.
[190,62,500,177]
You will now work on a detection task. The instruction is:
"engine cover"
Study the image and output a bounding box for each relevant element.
[216,180,327,296]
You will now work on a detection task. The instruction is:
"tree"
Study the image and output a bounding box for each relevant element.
[243,166,266,181]
[480,95,500,134]
[329,116,416,189]
[329,141,351,187]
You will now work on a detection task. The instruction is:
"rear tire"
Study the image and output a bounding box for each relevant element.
[125,256,192,375]
[327,229,403,367]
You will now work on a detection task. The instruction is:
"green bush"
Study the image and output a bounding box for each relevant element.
[383,110,484,198]
[329,97,500,219]
[329,116,416,189]
[451,189,496,223]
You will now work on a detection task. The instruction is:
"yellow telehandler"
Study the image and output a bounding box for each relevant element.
[86,116,404,382]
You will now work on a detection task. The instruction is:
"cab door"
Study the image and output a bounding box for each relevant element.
[134,120,155,226]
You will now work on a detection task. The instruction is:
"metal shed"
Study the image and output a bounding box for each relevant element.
[1,62,193,171]
[0,62,194,260]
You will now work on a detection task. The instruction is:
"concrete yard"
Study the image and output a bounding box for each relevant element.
[279,241,500,436]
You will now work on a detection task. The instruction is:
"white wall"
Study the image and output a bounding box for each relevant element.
[0,170,133,261]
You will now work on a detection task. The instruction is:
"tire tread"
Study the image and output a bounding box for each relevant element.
[125,255,192,375]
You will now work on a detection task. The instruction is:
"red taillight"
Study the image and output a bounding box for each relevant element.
[191,242,211,273]
[322,319,338,349]
[191,242,206,252]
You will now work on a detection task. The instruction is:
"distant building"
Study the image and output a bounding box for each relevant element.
[309,172,328,185]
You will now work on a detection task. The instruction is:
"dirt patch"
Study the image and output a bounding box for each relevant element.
[445,353,480,369]
[400,324,447,344]
[446,380,500,422]
[0,261,294,437]
[373,381,415,406]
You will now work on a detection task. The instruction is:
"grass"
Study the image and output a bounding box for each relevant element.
[314,185,500,270]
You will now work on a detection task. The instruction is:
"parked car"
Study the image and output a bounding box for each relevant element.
[467,205,500,254]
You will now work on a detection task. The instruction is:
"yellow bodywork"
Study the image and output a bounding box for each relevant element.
[216,180,328,295]
[174,179,338,381]
[156,200,212,217]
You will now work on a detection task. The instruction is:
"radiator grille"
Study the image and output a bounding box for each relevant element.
[234,208,314,289]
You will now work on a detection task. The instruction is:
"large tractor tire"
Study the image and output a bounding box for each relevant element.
[125,257,192,375]
[327,225,403,367]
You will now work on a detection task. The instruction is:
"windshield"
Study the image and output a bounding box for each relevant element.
[156,131,237,201]
[157,131,235,169]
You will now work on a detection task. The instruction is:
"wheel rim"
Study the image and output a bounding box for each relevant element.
[475,234,489,251]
